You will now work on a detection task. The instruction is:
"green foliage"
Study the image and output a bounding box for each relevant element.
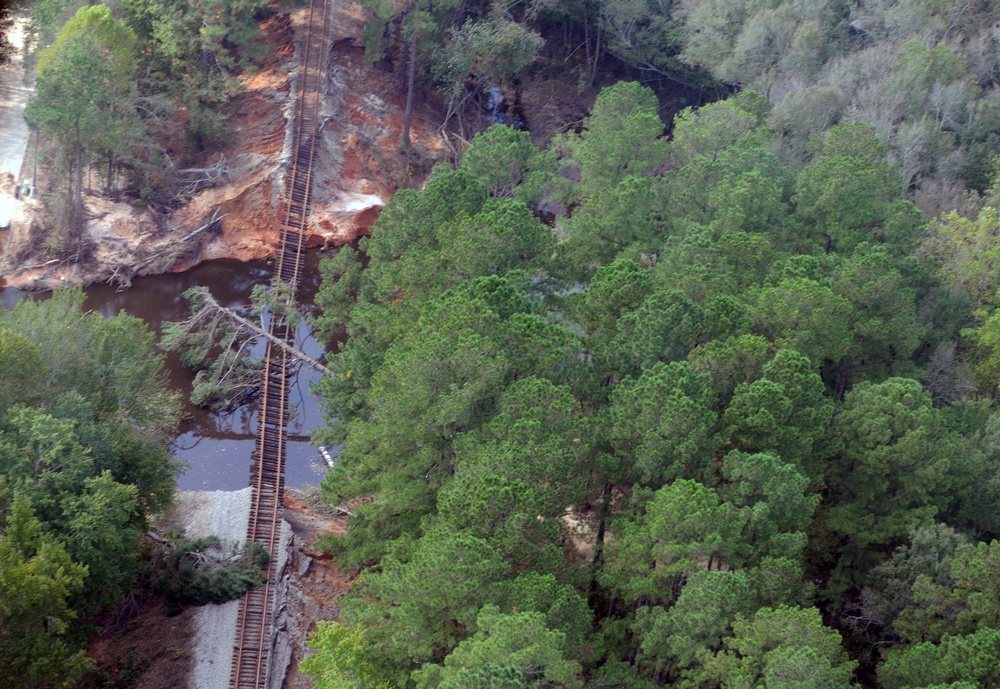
[925,207,1000,312]
[600,480,741,603]
[688,334,775,408]
[722,348,833,473]
[0,288,179,679]
[29,0,83,49]
[559,175,668,278]
[37,4,137,76]
[895,540,1000,644]
[437,664,530,689]
[436,13,543,96]
[860,524,969,633]
[436,377,585,569]
[341,528,510,676]
[457,125,555,203]
[793,124,916,255]
[832,245,923,378]
[608,362,718,486]
[357,0,460,67]
[561,81,668,200]
[160,286,265,411]
[26,4,143,230]
[61,471,143,609]
[0,329,48,412]
[25,0,271,219]
[0,495,93,688]
[437,199,554,281]
[498,572,592,656]
[705,606,856,688]
[414,605,582,689]
[751,277,853,366]
[719,450,818,559]
[308,71,1000,689]
[945,410,1000,536]
[632,569,756,683]
[317,259,582,563]
[878,627,1000,689]
[311,166,503,377]
[302,622,395,689]
[827,379,963,554]
[143,536,269,615]
[320,284,515,557]
[670,99,771,168]
[574,257,653,339]
[1,288,181,445]
[122,0,268,80]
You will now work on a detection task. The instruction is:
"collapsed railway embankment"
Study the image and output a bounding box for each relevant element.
[149,489,344,689]
[0,0,446,291]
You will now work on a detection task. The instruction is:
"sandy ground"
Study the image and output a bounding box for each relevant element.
[158,489,295,689]
[85,489,349,689]
[0,13,30,180]
[166,489,253,689]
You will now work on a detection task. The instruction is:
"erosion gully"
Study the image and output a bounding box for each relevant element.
[0,247,337,491]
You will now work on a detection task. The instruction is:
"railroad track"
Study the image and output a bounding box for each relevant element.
[229,0,330,684]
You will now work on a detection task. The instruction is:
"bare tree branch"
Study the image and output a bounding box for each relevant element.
[186,289,333,377]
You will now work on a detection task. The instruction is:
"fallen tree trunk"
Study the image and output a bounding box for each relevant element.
[182,207,227,242]
[187,288,333,377]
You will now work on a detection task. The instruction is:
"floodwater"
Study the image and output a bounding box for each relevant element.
[1,249,337,491]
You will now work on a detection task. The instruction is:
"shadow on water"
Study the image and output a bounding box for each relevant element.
[1,248,338,491]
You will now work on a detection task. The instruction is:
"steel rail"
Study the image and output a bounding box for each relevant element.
[229,0,330,684]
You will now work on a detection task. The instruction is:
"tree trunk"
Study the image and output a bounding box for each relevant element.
[402,26,417,151]
[588,480,614,603]
[75,135,84,230]
[835,358,850,401]
[189,290,334,376]
[589,24,601,87]
[398,13,409,93]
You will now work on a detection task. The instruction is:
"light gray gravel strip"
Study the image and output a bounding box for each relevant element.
[183,489,251,689]
[0,15,31,178]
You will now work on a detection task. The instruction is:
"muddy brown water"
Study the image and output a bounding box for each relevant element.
[1,249,337,491]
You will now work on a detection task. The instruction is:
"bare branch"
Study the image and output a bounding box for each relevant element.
[187,289,333,377]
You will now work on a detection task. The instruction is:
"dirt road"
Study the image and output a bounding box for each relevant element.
[0,14,30,180]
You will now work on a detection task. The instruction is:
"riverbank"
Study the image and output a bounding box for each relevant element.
[0,0,445,291]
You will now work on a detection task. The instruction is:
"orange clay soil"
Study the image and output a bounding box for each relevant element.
[1,0,446,289]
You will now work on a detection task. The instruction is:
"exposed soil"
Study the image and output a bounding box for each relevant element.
[83,598,199,689]
[0,0,447,290]
[10,6,617,684]
[82,491,351,688]
[276,494,352,689]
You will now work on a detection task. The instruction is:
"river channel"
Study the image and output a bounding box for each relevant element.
[1,248,337,491]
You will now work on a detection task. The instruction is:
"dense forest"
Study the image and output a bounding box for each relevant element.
[305,88,1000,686]
[289,6,1000,689]
[302,1,1000,680]
[10,0,1000,686]
[0,291,181,686]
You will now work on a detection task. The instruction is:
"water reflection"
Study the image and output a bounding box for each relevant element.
[2,250,338,491]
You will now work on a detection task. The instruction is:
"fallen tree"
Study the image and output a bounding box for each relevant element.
[161,285,331,410]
